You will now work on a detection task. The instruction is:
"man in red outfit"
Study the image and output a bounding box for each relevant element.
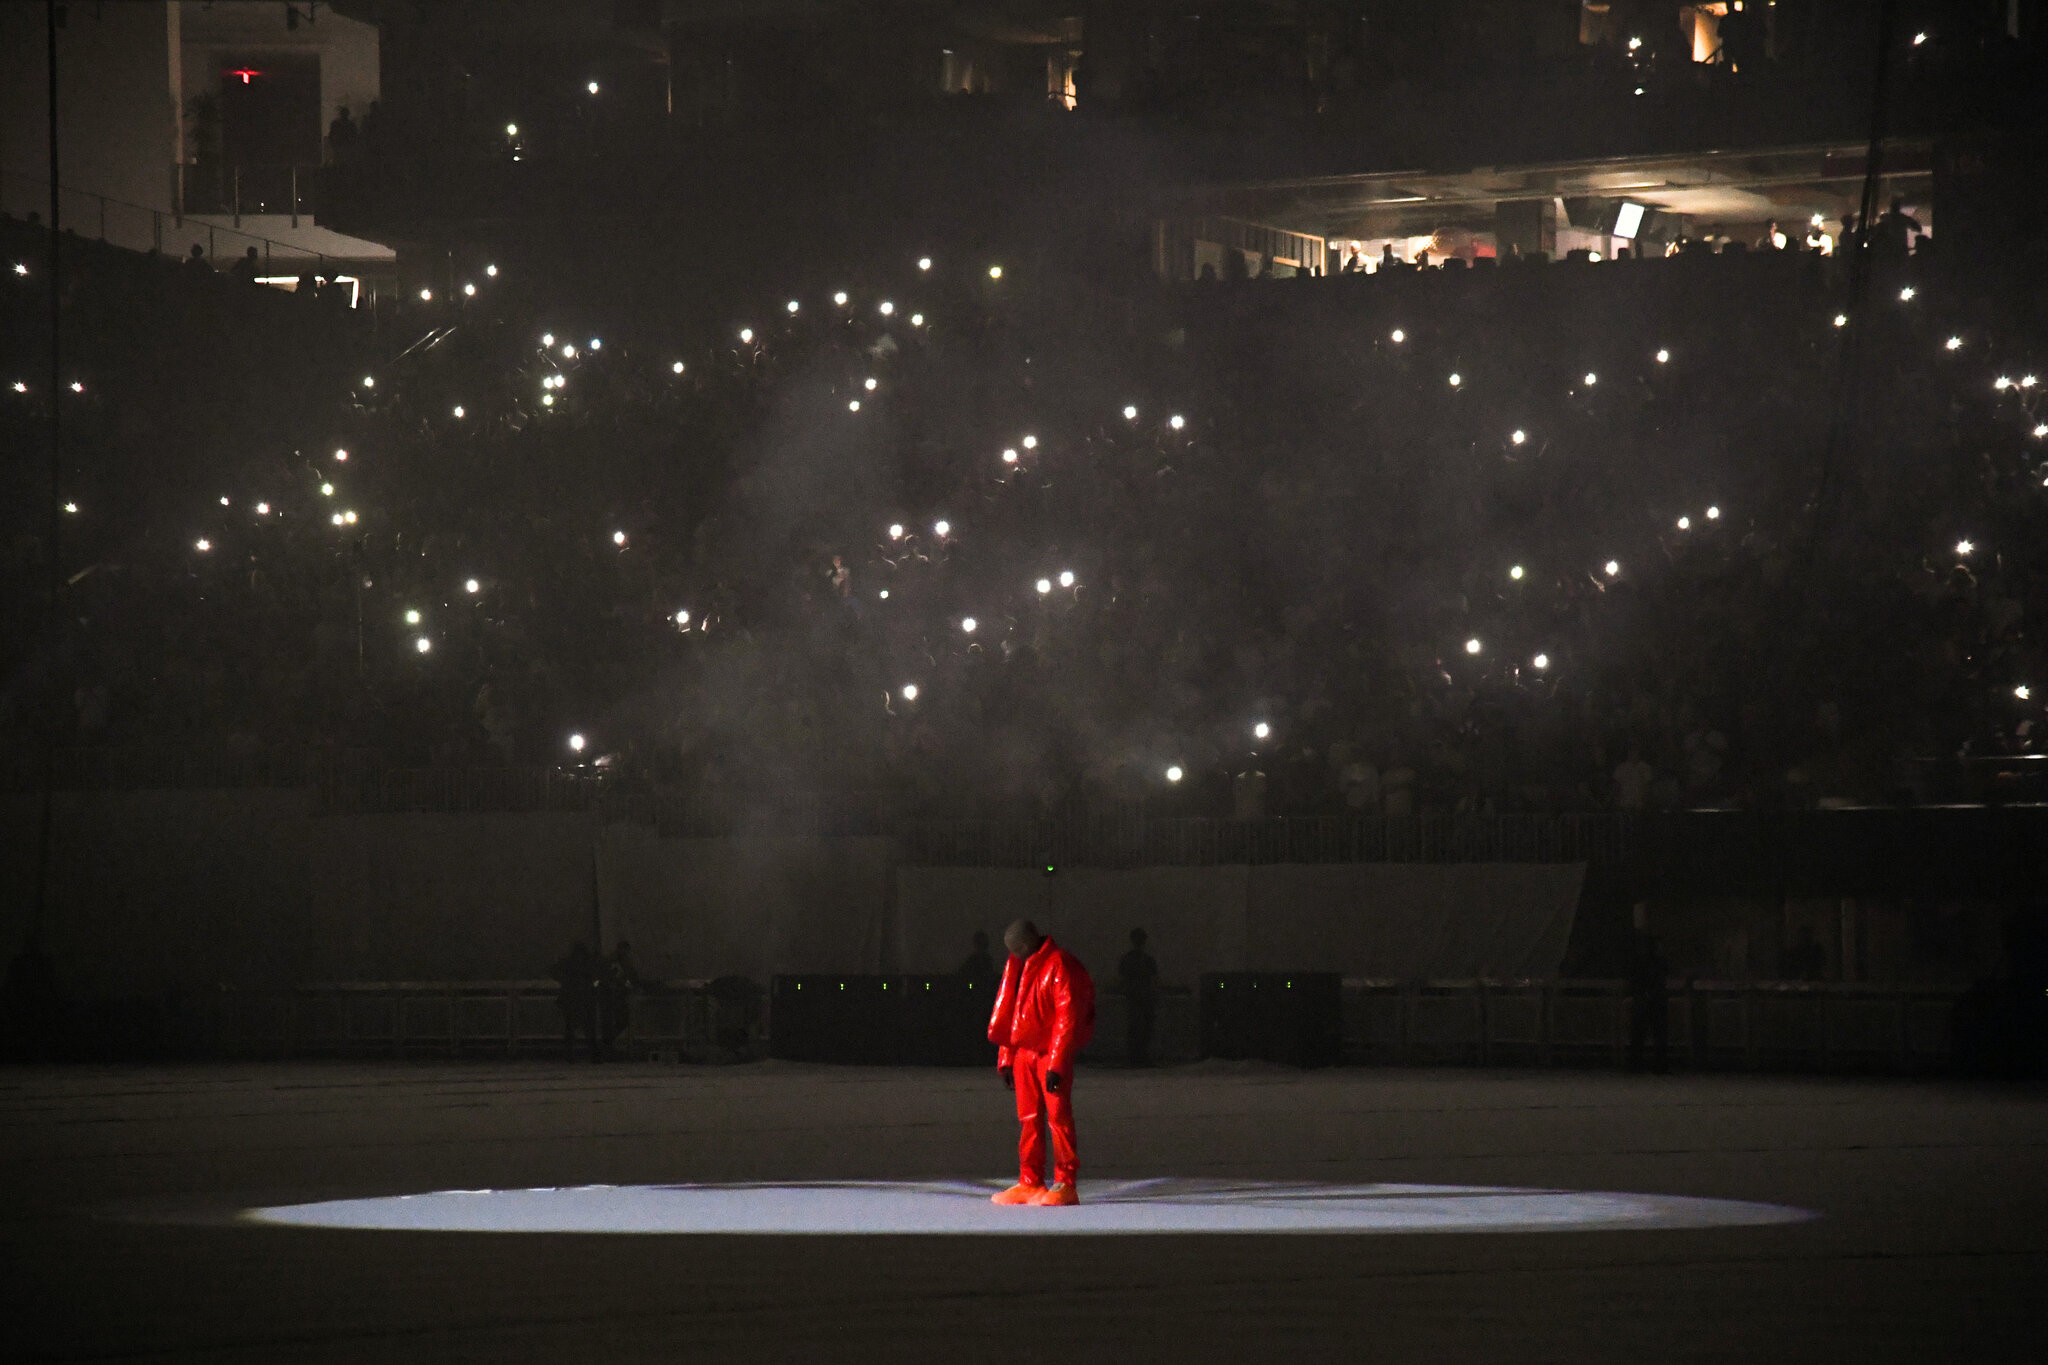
[987,918,1095,1206]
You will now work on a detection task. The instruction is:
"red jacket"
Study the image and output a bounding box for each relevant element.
[987,937,1095,1076]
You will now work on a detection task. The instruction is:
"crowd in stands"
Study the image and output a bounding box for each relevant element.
[4,210,2044,821]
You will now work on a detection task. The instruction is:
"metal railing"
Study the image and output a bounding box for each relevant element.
[1341,978,1965,1073]
[196,977,1965,1074]
[207,981,751,1061]
[1,169,350,269]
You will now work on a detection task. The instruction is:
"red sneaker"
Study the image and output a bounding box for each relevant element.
[991,1182,1041,1205]
[1028,1182,1079,1206]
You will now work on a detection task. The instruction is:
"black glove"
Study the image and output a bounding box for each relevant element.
[1044,1069,1064,1095]
[999,1065,1013,1090]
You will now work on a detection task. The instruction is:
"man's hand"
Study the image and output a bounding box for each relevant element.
[999,1065,1013,1090]
[1044,1069,1064,1095]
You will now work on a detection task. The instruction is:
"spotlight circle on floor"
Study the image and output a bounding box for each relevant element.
[241,1180,1812,1237]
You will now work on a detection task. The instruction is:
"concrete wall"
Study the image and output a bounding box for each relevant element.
[0,793,597,994]
[1,2,178,217]
[894,863,1584,985]
[178,0,381,154]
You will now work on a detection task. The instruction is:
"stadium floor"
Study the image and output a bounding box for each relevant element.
[3,1061,2043,1362]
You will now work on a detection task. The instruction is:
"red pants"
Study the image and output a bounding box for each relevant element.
[1011,1046,1078,1187]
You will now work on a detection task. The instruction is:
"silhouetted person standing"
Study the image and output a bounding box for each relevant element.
[1873,196,1921,262]
[3,932,63,1062]
[1628,927,1670,1073]
[599,940,643,1054]
[958,930,995,987]
[1118,928,1159,1066]
[1783,925,1827,982]
[552,939,601,1061]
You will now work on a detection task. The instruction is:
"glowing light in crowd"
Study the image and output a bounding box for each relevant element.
[1165,765,1183,782]
[1123,405,1139,420]
[70,381,83,393]
[542,333,555,346]
[988,265,1003,279]
[331,513,344,525]
[1656,349,1670,363]
[739,328,754,343]
[1533,654,1550,670]
[1946,336,1963,351]
[879,301,895,316]
[1448,373,1461,387]
[220,496,231,506]
[848,400,861,412]
[10,382,23,393]
[416,637,432,653]
[418,288,432,301]
[1253,722,1271,740]
[1955,540,1974,556]
[320,483,334,496]
[334,448,348,460]
[1913,31,1927,45]
[587,81,600,94]
[1022,435,1038,450]
[1898,287,1915,301]
[1058,570,1075,588]
[1706,505,1721,519]
[1628,36,1642,49]
[961,617,977,633]
[1833,315,1848,328]
[1511,429,1527,445]
[463,283,476,297]
[1605,560,1620,576]
[864,377,878,390]
[613,530,627,546]
[2033,424,2047,438]
[900,684,919,701]
[910,314,924,327]
[1677,516,1691,530]
[452,405,465,418]
[2025,376,2040,388]
[918,257,932,271]
[1036,578,1052,595]
[541,394,554,406]
[63,502,77,513]
[1169,414,1186,430]
[569,734,586,753]
[1465,638,1482,655]
[878,589,889,599]
[11,263,24,275]
[465,578,480,593]
[1002,448,1018,463]
[1584,372,1597,386]
[254,502,269,514]
[343,510,357,524]
[672,361,685,373]
[561,344,576,358]
[1510,564,1524,580]
[591,338,603,350]
[406,609,421,624]
[787,300,800,314]
[889,523,904,539]
[506,124,518,136]
[1390,329,1405,343]
[675,609,691,625]
[195,538,211,552]
[2016,685,2032,701]
[933,520,950,536]
[834,291,848,306]
[486,265,498,277]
